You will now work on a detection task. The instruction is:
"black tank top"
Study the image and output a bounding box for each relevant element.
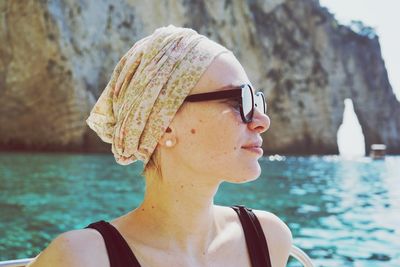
[86,205,272,267]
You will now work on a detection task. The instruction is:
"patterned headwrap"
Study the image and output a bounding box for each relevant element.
[86,25,229,167]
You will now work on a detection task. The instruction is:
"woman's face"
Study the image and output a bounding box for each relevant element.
[164,52,270,184]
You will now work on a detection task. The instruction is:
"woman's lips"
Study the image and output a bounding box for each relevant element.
[242,147,263,155]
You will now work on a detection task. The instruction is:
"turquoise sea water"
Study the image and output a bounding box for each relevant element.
[0,152,399,266]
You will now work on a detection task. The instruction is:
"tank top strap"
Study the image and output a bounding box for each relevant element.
[231,205,272,267]
[86,220,141,267]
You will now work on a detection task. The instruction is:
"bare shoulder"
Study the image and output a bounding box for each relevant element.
[215,205,292,266]
[253,209,293,267]
[27,228,109,267]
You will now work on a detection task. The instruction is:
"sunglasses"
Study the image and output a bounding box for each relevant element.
[184,84,267,123]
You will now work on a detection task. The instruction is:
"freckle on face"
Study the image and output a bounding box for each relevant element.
[191,129,196,134]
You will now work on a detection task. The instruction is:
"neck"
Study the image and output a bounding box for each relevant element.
[131,172,221,254]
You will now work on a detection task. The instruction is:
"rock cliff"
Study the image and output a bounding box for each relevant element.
[1,0,399,154]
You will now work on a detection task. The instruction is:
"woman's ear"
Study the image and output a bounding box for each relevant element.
[158,126,177,148]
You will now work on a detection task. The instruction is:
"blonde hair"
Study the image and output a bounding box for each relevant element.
[141,145,162,181]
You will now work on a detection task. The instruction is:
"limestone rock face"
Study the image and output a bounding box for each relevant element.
[1,0,399,154]
[248,0,400,154]
[0,1,92,150]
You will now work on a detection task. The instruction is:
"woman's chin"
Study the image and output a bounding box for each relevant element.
[226,175,259,184]
[225,167,262,184]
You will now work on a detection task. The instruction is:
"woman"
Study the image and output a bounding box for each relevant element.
[28,25,292,267]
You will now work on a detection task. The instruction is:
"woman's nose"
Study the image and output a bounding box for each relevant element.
[247,109,270,133]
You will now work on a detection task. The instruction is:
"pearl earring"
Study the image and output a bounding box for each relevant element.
[165,140,173,147]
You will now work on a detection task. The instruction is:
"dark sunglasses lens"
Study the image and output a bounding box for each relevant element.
[242,85,253,122]
[255,92,266,114]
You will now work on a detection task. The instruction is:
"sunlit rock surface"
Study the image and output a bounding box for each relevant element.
[1,0,399,154]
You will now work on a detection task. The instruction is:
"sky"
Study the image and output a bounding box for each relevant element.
[320,0,400,101]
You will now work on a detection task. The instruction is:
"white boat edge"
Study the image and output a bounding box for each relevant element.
[0,258,33,267]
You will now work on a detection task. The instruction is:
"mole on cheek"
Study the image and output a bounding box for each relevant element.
[234,146,237,150]
[191,129,196,134]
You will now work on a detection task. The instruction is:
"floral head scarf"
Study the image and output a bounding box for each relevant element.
[86,25,230,167]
